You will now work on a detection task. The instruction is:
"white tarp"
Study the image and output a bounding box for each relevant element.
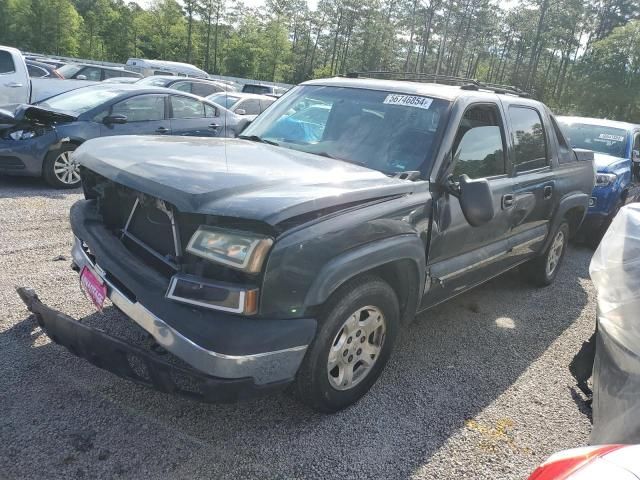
[590,203,640,444]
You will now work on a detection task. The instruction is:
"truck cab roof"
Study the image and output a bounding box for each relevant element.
[302,76,542,106]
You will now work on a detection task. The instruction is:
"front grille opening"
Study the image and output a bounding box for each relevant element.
[128,202,175,257]
[121,236,177,277]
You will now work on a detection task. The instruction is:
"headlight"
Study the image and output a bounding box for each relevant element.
[8,129,37,140]
[595,173,617,186]
[186,226,273,273]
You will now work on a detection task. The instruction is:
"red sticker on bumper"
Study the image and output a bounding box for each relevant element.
[80,266,107,311]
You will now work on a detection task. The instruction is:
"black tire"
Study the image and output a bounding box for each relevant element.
[293,275,399,413]
[42,144,80,189]
[521,221,570,287]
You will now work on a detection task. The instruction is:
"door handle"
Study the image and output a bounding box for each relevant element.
[155,126,169,134]
[502,194,515,209]
[5,82,23,88]
[208,123,219,129]
[544,185,553,199]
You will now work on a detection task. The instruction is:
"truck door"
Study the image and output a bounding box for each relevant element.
[505,104,556,262]
[424,103,515,308]
[0,48,30,104]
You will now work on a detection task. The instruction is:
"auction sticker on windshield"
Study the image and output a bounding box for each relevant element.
[598,133,625,142]
[383,94,433,110]
[80,266,107,311]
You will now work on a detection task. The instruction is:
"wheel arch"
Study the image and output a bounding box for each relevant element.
[303,235,426,324]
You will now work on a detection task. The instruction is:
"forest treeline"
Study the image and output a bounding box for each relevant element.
[1,0,640,121]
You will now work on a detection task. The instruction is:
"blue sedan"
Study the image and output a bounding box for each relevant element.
[0,84,243,188]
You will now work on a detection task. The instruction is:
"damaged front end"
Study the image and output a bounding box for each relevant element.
[0,104,76,140]
[16,287,278,403]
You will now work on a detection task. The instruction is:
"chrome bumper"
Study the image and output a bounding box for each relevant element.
[71,236,308,385]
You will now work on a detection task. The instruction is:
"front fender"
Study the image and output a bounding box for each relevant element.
[303,234,426,311]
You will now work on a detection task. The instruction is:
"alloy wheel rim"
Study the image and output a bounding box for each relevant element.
[327,305,386,391]
[53,151,80,185]
[546,230,565,276]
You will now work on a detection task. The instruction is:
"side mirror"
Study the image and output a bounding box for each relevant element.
[235,108,247,116]
[76,74,87,80]
[103,114,127,125]
[633,149,640,162]
[458,174,495,227]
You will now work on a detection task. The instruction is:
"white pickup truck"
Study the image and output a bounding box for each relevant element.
[0,45,93,105]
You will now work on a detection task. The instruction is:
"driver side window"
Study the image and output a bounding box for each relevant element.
[453,104,506,179]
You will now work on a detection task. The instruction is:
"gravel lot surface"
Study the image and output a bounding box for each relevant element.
[0,176,594,480]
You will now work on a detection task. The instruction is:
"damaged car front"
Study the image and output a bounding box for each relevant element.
[0,104,78,182]
[18,80,448,406]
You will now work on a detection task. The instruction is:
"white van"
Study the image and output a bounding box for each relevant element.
[125,58,209,78]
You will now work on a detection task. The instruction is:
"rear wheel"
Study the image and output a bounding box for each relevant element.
[522,221,569,286]
[293,275,399,413]
[42,144,80,189]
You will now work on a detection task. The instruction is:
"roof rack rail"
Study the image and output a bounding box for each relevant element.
[344,71,532,98]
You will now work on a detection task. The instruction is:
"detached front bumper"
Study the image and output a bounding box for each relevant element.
[17,287,280,402]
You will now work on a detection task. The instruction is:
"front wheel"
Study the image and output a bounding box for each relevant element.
[42,144,81,189]
[522,221,569,286]
[293,275,399,413]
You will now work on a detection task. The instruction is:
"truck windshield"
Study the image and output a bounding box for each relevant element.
[558,121,628,158]
[243,85,450,174]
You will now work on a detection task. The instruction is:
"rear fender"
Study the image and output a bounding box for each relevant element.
[542,193,588,250]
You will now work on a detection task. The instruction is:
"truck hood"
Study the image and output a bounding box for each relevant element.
[76,136,418,225]
[593,152,629,172]
[0,104,77,127]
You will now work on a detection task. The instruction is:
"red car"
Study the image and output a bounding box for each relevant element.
[529,445,640,479]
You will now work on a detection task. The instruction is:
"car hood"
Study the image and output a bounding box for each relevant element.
[593,152,629,172]
[76,136,418,225]
[0,104,77,127]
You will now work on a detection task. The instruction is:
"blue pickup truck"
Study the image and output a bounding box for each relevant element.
[557,116,640,246]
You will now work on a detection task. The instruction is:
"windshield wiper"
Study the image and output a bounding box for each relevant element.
[238,134,279,146]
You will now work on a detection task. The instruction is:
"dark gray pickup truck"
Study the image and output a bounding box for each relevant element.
[18,76,595,412]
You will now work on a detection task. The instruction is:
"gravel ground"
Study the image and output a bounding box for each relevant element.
[0,176,594,480]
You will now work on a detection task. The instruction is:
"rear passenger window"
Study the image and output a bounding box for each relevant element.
[171,96,205,118]
[112,95,165,122]
[0,51,16,74]
[453,104,506,179]
[509,106,548,171]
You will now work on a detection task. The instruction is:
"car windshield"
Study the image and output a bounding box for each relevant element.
[208,93,240,109]
[56,64,83,78]
[38,86,122,114]
[137,77,171,87]
[243,85,450,174]
[558,121,629,158]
